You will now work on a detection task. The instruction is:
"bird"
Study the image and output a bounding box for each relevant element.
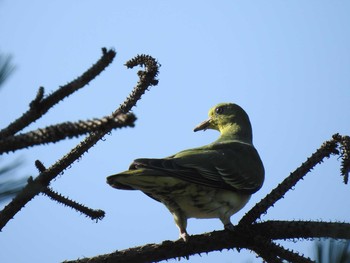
[107,102,264,241]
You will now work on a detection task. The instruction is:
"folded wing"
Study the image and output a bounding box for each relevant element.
[128,141,264,194]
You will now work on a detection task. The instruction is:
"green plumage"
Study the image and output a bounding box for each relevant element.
[107,103,264,241]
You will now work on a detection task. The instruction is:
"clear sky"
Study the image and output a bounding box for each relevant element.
[0,1,349,262]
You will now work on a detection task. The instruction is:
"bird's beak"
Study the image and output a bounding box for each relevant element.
[193,118,211,132]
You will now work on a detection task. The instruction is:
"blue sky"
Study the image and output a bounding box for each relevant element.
[0,1,349,262]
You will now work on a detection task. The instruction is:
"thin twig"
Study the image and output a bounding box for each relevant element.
[0,54,160,230]
[0,48,116,139]
[0,113,136,154]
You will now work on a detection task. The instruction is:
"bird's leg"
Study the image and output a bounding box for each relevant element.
[172,211,189,242]
[221,217,235,231]
[179,229,189,242]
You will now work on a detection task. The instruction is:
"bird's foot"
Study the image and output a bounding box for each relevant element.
[179,231,189,242]
[224,222,235,231]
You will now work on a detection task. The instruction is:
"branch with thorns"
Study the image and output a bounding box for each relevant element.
[0,49,160,230]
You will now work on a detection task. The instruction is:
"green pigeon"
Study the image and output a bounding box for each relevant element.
[107,103,264,241]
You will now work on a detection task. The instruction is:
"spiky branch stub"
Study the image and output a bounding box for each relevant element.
[0,52,160,230]
[64,133,349,263]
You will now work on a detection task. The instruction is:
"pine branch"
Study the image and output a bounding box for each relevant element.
[63,220,350,263]
[0,53,160,231]
[0,113,136,154]
[0,48,116,139]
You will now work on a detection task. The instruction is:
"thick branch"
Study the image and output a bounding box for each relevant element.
[63,220,350,263]
[0,48,116,139]
[0,113,136,154]
[252,220,350,240]
[0,54,160,230]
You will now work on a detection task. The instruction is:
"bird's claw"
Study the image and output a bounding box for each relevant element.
[179,231,189,242]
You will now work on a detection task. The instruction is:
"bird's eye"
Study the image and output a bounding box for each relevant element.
[215,106,224,114]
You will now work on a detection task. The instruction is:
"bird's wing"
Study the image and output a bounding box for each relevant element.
[130,141,264,194]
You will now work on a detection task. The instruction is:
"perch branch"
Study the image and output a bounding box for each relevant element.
[0,113,136,154]
[0,54,160,230]
[63,220,350,263]
[0,48,116,139]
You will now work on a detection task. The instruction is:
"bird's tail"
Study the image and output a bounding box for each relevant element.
[107,170,138,190]
[107,168,165,191]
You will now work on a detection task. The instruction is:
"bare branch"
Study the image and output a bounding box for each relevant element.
[0,48,116,138]
[0,54,160,231]
[0,113,136,154]
[63,221,350,263]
